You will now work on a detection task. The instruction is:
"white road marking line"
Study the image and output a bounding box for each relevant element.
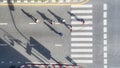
[104,52,107,58]
[71,32,93,36]
[104,34,107,39]
[55,22,60,24]
[71,38,93,41]
[55,44,63,46]
[103,12,107,18]
[1,61,4,64]
[0,44,8,46]
[71,15,93,19]
[71,54,93,58]
[103,19,107,26]
[9,61,13,64]
[51,0,55,2]
[72,27,93,30]
[71,4,93,8]
[59,0,64,3]
[103,4,108,68]
[71,43,92,47]
[9,61,13,63]
[31,0,35,3]
[71,21,92,25]
[104,40,107,45]
[104,59,107,64]
[104,65,107,68]
[18,61,21,64]
[38,1,42,3]
[32,62,41,64]
[71,10,92,14]
[104,46,107,51]
[104,27,107,32]
[29,23,37,24]
[24,0,28,3]
[73,60,93,63]
[103,4,107,10]
[3,0,7,3]
[71,49,93,52]
[17,0,21,3]
[0,23,8,25]
[25,62,32,63]
[66,0,71,2]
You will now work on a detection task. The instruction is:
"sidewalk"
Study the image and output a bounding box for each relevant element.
[0,0,88,4]
[0,0,89,6]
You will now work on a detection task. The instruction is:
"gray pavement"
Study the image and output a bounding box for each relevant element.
[0,6,72,67]
[92,0,104,68]
[108,0,120,68]
[1,0,120,68]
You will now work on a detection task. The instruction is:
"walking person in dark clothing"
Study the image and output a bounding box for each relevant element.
[81,19,85,24]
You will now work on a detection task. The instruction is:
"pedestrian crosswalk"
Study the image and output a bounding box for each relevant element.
[70,4,93,64]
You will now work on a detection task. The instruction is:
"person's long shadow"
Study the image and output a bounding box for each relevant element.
[7,0,15,11]
[47,9,64,23]
[7,1,29,41]
[48,9,72,31]
[36,11,53,24]
[29,37,61,64]
[67,11,85,23]
[44,22,63,36]
[21,9,38,23]
[66,56,77,65]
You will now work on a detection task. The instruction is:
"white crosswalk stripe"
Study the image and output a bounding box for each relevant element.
[72,26,93,30]
[71,54,93,58]
[71,49,93,52]
[71,21,93,25]
[71,15,93,19]
[73,60,93,63]
[71,10,92,14]
[71,43,92,47]
[71,32,93,36]
[71,38,93,41]
[70,4,93,64]
[71,4,93,8]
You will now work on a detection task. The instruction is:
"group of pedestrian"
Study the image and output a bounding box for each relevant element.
[46,18,72,32]
[21,9,85,34]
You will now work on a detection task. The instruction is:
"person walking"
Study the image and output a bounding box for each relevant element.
[81,19,85,24]
[34,18,39,23]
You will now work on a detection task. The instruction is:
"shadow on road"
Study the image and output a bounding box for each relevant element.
[26,42,32,55]
[48,9,72,31]
[28,37,61,64]
[44,22,63,36]
[0,38,9,46]
[7,1,29,41]
[67,11,85,24]
[36,11,54,24]
[48,9,64,23]
[21,9,38,23]
[7,0,15,11]
[66,56,77,65]
[0,39,31,68]
[26,43,47,64]
[29,37,51,60]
